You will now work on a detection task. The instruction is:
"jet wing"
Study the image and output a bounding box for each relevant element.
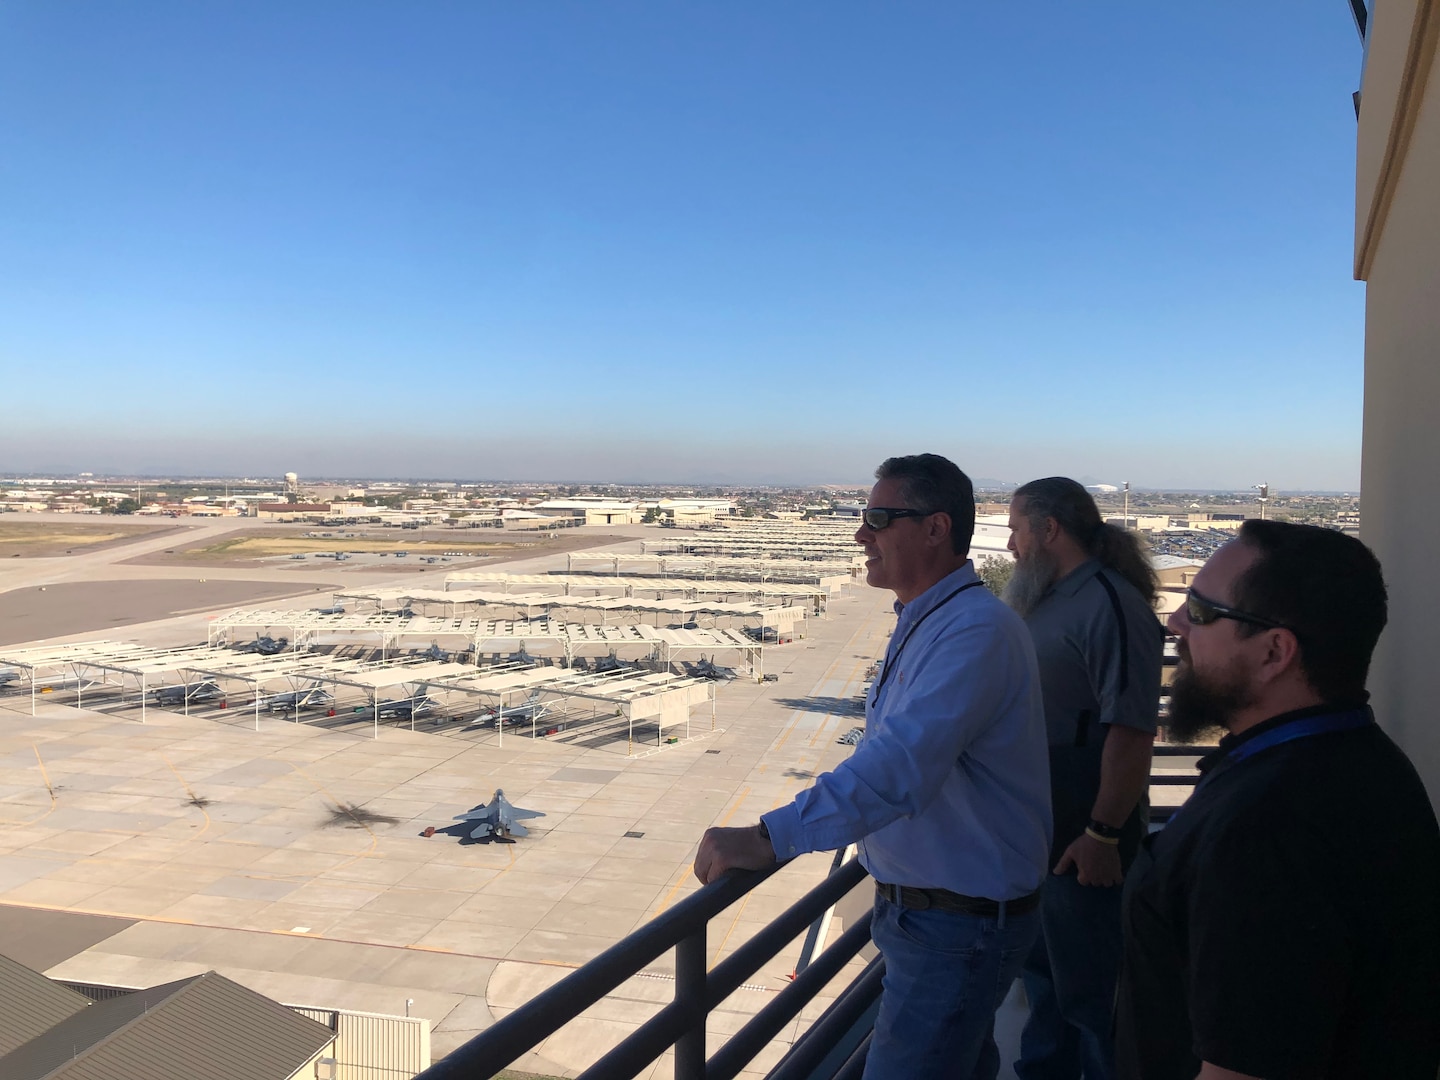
[506,807,545,820]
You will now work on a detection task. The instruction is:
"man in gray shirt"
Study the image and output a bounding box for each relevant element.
[1003,477,1163,1080]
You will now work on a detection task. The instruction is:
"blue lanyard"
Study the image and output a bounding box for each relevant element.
[870,580,983,704]
[1195,706,1373,795]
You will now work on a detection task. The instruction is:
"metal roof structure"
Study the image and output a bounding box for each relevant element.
[565,551,859,586]
[640,537,862,560]
[0,970,334,1080]
[442,572,827,609]
[556,596,807,631]
[0,955,90,1058]
[0,641,221,719]
[2,634,731,743]
[210,609,491,654]
[208,609,778,668]
[338,588,566,620]
[331,587,807,633]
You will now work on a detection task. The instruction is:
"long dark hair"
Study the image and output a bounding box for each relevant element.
[1014,477,1157,604]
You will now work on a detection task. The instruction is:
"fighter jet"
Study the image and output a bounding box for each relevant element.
[0,668,20,690]
[236,635,289,655]
[593,651,629,674]
[474,689,550,728]
[152,680,225,707]
[455,789,545,840]
[376,694,437,721]
[266,686,336,713]
[693,656,735,681]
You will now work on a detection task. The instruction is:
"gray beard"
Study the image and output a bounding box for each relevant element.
[1003,548,1060,618]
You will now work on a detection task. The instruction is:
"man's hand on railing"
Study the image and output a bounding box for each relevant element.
[695,824,778,885]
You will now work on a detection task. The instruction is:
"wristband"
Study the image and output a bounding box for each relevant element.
[1087,817,1123,840]
[1085,827,1120,846]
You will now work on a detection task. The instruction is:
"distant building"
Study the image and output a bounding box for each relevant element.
[255,502,334,522]
[532,499,644,525]
[1106,514,1171,531]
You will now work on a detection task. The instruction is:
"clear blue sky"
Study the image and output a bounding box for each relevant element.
[0,2,1367,489]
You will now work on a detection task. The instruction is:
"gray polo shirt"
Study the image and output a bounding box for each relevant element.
[1025,558,1163,746]
[1023,558,1163,860]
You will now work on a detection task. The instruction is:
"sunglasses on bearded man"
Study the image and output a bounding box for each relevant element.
[1184,587,1291,633]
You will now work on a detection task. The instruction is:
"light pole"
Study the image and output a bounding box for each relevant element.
[1123,481,1130,530]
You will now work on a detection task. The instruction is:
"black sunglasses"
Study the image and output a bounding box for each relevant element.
[1185,587,1289,632]
[861,507,931,531]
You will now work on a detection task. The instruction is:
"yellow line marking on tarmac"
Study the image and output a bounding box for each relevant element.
[805,655,870,749]
[651,869,693,918]
[651,786,752,918]
[161,753,211,841]
[772,602,884,756]
[0,897,598,972]
[710,786,819,967]
[0,746,59,828]
[711,895,751,966]
[719,787,752,828]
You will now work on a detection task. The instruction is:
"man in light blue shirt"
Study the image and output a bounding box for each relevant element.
[696,453,1052,1080]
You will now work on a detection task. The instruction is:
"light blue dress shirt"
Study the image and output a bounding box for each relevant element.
[763,563,1052,900]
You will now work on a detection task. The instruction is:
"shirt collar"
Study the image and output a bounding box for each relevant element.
[1197,696,1373,774]
[893,562,979,625]
[1048,557,1102,599]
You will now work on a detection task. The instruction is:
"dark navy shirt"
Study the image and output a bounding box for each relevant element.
[1117,704,1440,1079]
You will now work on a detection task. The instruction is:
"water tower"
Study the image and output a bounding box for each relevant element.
[284,472,300,504]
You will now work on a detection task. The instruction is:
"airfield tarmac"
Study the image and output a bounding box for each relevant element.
[0,518,896,1077]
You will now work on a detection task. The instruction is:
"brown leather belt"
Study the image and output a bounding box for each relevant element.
[875,881,1041,918]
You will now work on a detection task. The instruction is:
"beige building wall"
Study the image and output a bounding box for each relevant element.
[1356,0,1440,805]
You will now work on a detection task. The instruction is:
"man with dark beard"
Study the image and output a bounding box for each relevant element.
[1004,478,1163,1080]
[1115,521,1440,1080]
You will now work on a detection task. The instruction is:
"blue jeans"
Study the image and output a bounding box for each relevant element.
[863,892,1040,1080]
[1015,872,1123,1080]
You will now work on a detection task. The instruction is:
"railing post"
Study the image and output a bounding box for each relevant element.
[675,924,706,1079]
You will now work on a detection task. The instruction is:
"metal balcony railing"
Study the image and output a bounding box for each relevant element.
[416,855,873,1080]
[417,733,1210,1079]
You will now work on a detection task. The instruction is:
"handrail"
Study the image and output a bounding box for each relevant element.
[767,958,886,1080]
[417,728,1213,1079]
[706,913,874,1080]
[580,858,869,1080]
[415,856,869,1080]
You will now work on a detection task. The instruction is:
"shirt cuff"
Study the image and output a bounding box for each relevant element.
[761,805,806,860]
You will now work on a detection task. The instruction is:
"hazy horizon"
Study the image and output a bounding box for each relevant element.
[0,5,1366,491]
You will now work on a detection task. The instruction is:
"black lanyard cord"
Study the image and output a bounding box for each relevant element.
[871,580,984,701]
